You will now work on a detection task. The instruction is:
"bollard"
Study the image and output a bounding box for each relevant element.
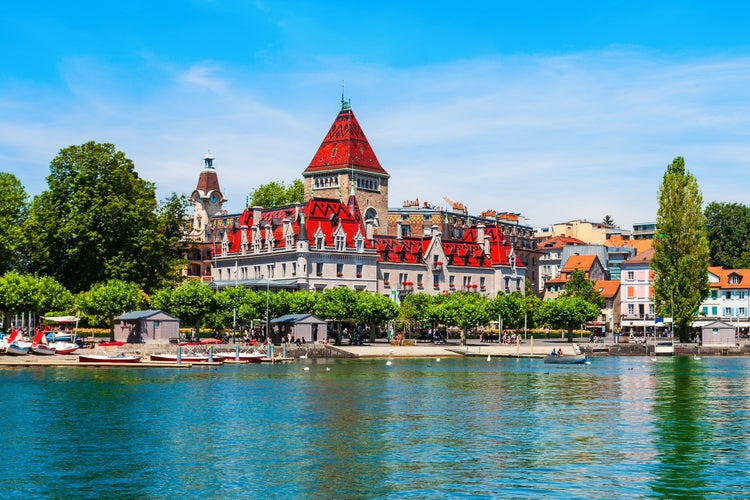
[177,346,182,364]
[283,342,287,358]
[235,344,240,361]
[268,344,274,359]
[208,346,213,362]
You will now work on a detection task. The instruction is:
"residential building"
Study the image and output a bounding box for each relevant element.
[593,280,621,332]
[632,222,657,240]
[537,236,586,295]
[543,254,607,301]
[619,248,655,334]
[699,267,750,330]
[536,219,613,245]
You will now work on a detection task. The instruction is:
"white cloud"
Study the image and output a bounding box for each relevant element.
[1,48,749,232]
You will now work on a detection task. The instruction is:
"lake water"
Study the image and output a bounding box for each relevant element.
[2,356,749,499]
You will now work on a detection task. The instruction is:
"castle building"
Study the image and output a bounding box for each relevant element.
[202,101,525,297]
[302,99,390,235]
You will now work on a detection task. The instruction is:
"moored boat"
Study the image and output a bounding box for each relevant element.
[30,329,57,355]
[150,353,220,363]
[52,342,79,354]
[78,354,141,363]
[214,351,265,363]
[654,340,674,356]
[544,353,587,364]
[6,341,30,356]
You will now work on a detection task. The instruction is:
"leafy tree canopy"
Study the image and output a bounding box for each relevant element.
[24,142,187,294]
[563,269,605,308]
[248,179,304,208]
[536,295,599,342]
[76,279,141,329]
[705,201,750,268]
[0,173,28,274]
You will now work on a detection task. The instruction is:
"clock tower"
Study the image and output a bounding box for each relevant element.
[190,151,226,241]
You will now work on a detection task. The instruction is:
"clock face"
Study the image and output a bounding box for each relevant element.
[210,193,219,204]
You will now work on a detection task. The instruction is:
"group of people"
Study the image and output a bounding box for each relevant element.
[549,348,564,357]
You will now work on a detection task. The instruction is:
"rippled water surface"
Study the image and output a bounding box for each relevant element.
[2,356,749,498]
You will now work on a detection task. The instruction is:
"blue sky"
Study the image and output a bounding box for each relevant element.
[2,1,750,230]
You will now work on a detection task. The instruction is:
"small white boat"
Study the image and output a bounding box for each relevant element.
[150,353,220,363]
[78,354,141,363]
[30,329,57,355]
[654,341,675,356]
[543,353,587,365]
[52,342,79,355]
[2,329,29,355]
[5,341,30,356]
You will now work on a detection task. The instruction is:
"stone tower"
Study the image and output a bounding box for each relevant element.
[189,151,226,241]
[302,99,390,234]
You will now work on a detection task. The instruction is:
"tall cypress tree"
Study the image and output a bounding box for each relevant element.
[651,157,709,342]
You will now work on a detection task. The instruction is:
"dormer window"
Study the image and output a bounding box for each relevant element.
[334,229,346,252]
[729,274,741,285]
[355,234,364,253]
[314,227,325,250]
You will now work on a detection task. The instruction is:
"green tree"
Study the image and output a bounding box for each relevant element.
[287,290,319,315]
[315,287,357,344]
[563,269,605,308]
[602,215,615,226]
[399,292,434,333]
[489,292,525,330]
[357,292,399,341]
[35,276,74,315]
[431,292,491,345]
[155,280,218,336]
[0,173,29,274]
[536,296,599,342]
[24,142,185,293]
[0,273,39,329]
[248,179,305,208]
[652,157,710,342]
[704,201,750,268]
[76,279,141,334]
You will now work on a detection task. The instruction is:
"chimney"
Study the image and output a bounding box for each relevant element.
[252,206,262,228]
[396,220,403,240]
[477,223,485,245]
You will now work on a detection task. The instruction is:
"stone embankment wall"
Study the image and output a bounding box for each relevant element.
[582,342,750,357]
[91,342,356,358]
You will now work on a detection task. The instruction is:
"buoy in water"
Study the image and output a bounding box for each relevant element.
[487,355,491,362]
[303,366,310,371]
[386,360,392,366]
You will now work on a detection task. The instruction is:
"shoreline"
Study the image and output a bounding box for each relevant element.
[1,337,749,367]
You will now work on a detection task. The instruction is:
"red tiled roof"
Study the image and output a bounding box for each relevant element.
[561,254,598,272]
[223,198,371,253]
[539,236,587,250]
[304,107,389,176]
[621,248,654,265]
[460,226,521,267]
[718,269,750,289]
[593,280,620,299]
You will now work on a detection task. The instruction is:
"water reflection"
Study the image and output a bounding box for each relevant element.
[3,357,750,498]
